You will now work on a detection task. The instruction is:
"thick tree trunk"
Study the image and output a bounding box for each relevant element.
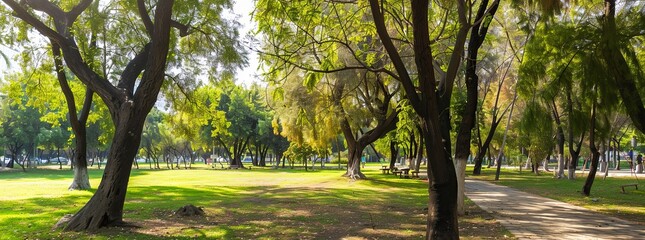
[65,105,145,230]
[344,143,366,179]
[369,0,460,238]
[423,127,459,239]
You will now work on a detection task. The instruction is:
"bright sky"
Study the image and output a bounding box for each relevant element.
[232,0,261,87]
[0,1,261,86]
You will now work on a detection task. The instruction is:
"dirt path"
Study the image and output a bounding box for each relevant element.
[465,179,645,239]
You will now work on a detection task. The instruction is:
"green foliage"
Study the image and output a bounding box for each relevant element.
[519,101,554,163]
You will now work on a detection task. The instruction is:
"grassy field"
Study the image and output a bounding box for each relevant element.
[467,166,645,224]
[0,163,511,239]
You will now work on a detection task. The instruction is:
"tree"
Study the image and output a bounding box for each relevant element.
[255,0,401,178]
[600,0,645,134]
[214,84,260,168]
[518,101,554,174]
[1,0,243,230]
[52,42,94,190]
[0,83,42,171]
[255,0,479,237]
[140,108,164,169]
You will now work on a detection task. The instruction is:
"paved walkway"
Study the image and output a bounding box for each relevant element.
[465,179,645,239]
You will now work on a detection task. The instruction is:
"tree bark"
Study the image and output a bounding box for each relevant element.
[52,42,93,190]
[551,101,566,179]
[389,140,399,170]
[332,78,398,179]
[583,102,600,196]
[466,0,501,177]
[65,103,146,230]
[369,0,461,238]
[566,86,585,180]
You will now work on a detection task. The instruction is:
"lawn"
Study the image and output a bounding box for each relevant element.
[467,166,645,224]
[0,163,511,239]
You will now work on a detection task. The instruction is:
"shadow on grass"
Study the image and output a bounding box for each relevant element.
[1,182,428,239]
[0,167,511,239]
[0,168,154,181]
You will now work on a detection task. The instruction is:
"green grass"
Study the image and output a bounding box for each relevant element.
[467,166,645,224]
[1,164,510,239]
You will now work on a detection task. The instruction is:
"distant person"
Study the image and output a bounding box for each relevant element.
[637,154,643,173]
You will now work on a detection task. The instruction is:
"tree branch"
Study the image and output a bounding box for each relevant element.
[68,0,93,23]
[134,0,174,112]
[368,0,421,112]
[137,0,154,36]
[117,44,151,95]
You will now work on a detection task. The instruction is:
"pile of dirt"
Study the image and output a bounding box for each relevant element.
[174,204,204,217]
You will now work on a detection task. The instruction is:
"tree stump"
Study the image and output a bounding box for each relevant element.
[174,204,205,217]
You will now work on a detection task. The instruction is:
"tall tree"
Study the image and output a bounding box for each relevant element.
[0,83,42,171]
[52,42,94,190]
[1,0,243,230]
[255,0,476,237]
[215,84,260,168]
[601,0,645,134]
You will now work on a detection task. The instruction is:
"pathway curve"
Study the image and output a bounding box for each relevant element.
[465,179,645,239]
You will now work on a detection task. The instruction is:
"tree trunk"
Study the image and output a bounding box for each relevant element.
[583,103,600,196]
[614,139,621,170]
[344,143,366,179]
[68,122,91,190]
[473,121,500,175]
[389,140,398,170]
[415,135,424,172]
[65,105,146,230]
[423,125,459,239]
[454,155,467,215]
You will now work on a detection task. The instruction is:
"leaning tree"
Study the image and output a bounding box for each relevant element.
[1,0,243,230]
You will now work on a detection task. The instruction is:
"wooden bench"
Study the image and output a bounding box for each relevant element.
[392,169,402,177]
[381,166,390,174]
[411,170,419,178]
[397,168,410,178]
[620,184,638,193]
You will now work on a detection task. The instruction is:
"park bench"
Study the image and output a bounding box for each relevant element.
[411,170,419,178]
[397,167,410,178]
[381,166,390,174]
[392,169,402,177]
[620,184,638,193]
